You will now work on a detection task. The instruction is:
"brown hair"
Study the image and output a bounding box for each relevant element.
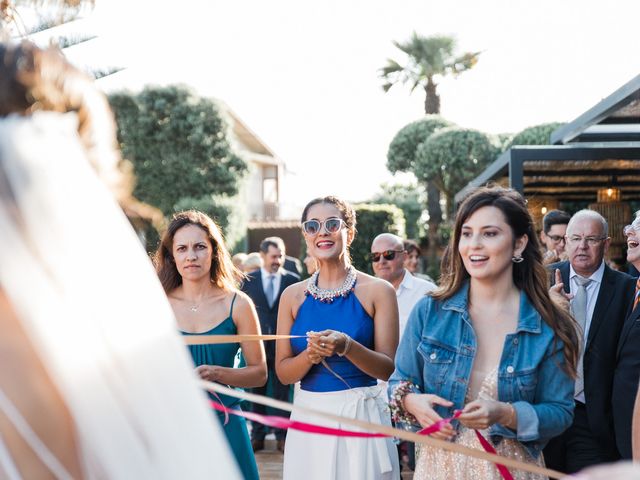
[434,186,579,377]
[403,239,421,256]
[0,41,130,200]
[154,210,244,293]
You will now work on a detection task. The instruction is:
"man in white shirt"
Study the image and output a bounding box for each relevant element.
[370,233,436,339]
[371,233,435,470]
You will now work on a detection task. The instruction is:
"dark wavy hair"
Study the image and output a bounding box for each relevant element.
[433,186,579,377]
[154,210,243,293]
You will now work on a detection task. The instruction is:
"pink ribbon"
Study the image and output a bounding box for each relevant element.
[210,400,514,479]
[210,400,387,438]
[474,430,514,480]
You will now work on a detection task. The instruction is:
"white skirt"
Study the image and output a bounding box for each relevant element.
[283,385,400,480]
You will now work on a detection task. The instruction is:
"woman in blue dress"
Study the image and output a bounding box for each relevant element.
[155,210,267,480]
[276,196,400,479]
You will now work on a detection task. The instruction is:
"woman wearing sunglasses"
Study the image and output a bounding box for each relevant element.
[276,196,400,479]
[388,186,579,479]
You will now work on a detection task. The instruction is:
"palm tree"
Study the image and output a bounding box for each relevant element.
[380,33,480,252]
[381,33,480,115]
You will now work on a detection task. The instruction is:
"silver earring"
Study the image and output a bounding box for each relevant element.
[512,255,524,263]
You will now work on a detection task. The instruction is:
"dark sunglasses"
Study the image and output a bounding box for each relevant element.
[370,249,404,262]
[302,218,345,236]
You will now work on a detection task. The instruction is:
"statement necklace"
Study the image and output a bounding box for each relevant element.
[305,265,357,303]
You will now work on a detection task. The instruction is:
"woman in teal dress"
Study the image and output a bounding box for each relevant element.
[155,210,267,480]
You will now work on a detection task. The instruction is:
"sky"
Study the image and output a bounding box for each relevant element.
[52,0,640,213]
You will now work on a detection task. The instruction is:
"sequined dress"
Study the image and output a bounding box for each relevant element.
[414,366,547,480]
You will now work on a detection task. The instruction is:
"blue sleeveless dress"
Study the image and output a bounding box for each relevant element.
[290,290,377,391]
[181,293,259,480]
[284,284,400,479]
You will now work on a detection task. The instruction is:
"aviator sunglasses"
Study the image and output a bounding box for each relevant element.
[370,250,404,262]
[302,217,345,236]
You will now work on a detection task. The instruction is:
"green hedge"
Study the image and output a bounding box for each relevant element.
[386,115,453,173]
[509,122,564,147]
[350,203,405,274]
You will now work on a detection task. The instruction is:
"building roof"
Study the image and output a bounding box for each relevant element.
[456,73,640,205]
[550,74,640,145]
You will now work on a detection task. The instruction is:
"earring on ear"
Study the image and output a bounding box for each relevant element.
[512,254,524,263]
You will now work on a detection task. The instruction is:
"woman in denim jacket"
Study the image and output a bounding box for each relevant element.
[389,187,579,479]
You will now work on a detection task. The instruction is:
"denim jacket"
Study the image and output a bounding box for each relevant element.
[388,281,574,458]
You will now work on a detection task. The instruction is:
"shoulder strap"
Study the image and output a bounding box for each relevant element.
[228,292,238,318]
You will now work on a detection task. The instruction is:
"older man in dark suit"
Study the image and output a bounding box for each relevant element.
[544,210,636,473]
[612,213,640,460]
[241,237,299,453]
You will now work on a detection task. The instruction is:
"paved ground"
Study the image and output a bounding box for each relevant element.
[254,438,415,479]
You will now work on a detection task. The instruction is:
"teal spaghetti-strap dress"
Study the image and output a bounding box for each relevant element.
[181,293,259,480]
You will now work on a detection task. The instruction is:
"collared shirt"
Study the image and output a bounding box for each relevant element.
[260,267,282,302]
[396,270,436,337]
[569,261,605,341]
[569,260,605,403]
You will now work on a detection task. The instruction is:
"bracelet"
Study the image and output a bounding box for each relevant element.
[337,333,352,356]
[388,381,420,426]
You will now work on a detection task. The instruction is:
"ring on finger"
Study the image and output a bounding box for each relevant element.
[321,342,326,347]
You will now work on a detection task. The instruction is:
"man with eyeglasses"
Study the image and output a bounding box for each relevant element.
[541,209,571,265]
[612,212,640,460]
[544,210,636,473]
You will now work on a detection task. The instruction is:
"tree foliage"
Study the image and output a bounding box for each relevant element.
[350,204,405,274]
[387,115,453,173]
[509,122,564,147]
[380,33,481,114]
[108,85,247,216]
[415,127,499,216]
[372,182,426,240]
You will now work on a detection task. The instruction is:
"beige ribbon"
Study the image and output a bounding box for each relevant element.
[191,334,565,479]
[183,334,302,346]
[201,382,565,479]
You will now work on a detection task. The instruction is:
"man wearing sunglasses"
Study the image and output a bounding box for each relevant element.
[612,212,640,460]
[540,209,571,265]
[370,233,435,338]
[370,233,435,471]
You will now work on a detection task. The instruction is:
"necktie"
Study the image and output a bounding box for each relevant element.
[571,275,592,398]
[633,278,640,311]
[265,274,276,308]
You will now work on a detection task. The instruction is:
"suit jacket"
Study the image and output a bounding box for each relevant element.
[612,283,640,459]
[284,256,302,277]
[241,269,300,363]
[550,261,635,449]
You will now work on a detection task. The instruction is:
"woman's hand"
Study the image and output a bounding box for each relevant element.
[549,268,573,313]
[458,399,512,430]
[404,393,455,440]
[305,347,323,365]
[307,330,348,358]
[195,365,221,382]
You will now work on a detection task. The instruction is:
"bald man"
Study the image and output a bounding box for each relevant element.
[370,233,436,336]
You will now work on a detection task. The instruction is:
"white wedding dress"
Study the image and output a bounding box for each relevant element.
[0,112,240,479]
